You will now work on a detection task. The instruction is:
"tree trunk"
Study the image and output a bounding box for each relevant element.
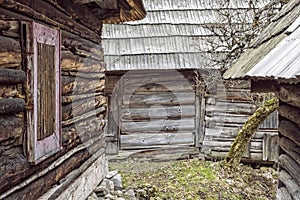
[226,97,279,166]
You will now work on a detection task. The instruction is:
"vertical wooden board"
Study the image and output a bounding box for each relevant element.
[270,134,279,161]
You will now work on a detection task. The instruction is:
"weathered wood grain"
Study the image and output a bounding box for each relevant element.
[279,137,300,167]
[279,154,300,186]
[62,92,105,104]
[0,20,19,38]
[121,105,195,120]
[121,118,194,132]
[278,104,300,128]
[62,76,105,95]
[123,92,195,106]
[0,85,22,98]
[120,132,194,149]
[278,170,300,200]
[0,69,26,84]
[278,84,300,108]
[279,120,300,147]
[0,98,25,114]
[277,186,292,200]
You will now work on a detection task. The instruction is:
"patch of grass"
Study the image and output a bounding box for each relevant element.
[110,159,278,200]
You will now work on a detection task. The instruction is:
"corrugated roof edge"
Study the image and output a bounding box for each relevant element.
[223,0,300,81]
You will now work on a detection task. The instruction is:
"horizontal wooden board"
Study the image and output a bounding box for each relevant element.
[121,105,195,120]
[123,92,195,106]
[202,140,262,150]
[120,132,194,148]
[206,101,256,113]
[121,118,195,132]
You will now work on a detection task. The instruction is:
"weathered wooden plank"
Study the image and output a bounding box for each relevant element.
[121,118,195,132]
[39,149,107,200]
[123,92,195,106]
[206,101,256,114]
[279,137,300,167]
[278,170,300,200]
[279,120,300,147]
[0,69,26,84]
[0,52,22,69]
[123,81,194,94]
[62,76,105,95]
[0,85,22,98]
[121,105,195,120]
[120,132,194,148]
[278,84,300,108]
[62,92,105,104]
[277,187,292,200]
[202,140,262,150]
[205,115,249,124]
[278,104,300,128]
[62,95,106,121]
[0,98,25,114]
[62,51,105,73]
[279,154,300,186]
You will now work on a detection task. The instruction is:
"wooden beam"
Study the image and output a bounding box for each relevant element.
[250,80,278,93]
[279,154,300,186]
[72,0,117,9]
[278,84,300,108]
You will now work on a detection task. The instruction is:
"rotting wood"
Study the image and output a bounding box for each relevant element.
[278,84,300,108]
[0,98,25,114]
[0,52,22,69]
[0,85,22,98]
[279,154,300,186]
[279,120,300,147]
[0,69,26,84]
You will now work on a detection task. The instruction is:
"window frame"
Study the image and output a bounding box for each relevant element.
[25,21,62,164]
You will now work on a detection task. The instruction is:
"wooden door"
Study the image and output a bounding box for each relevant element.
[119,70,196,150]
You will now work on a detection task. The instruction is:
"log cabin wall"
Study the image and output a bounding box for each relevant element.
[201,80,279,163]
[0,1,108,199]
[276,83,300,200]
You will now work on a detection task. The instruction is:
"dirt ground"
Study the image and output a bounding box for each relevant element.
[109,158,278,200]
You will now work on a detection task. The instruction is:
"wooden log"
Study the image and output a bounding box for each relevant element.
[121,118,194,132]
[62,31,104,60]
[62,92,105,104]
[62,71,105,79]
[0,114,23,144]
[62,76,105,95]
[0,35,20,53]
[278,84,300,108]
[0,52,22,69]
[0,98,25,114]
[123,92,195,106]
[279,154,300,186]
[121,105,195,120]
[62,50,105,72]
[0,69,26,84]
[62,107,105,127]
[279,137,300,167]
[62,96,106,121]
[278,170,300,200]
[277,187,292,200]
[279,120,300,147]
[0,137,104,199]
[0,20,19,38]
[0,0,101,42]
[120,132,194,149]
[278,104,300,128]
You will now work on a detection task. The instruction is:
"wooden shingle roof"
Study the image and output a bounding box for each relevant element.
[103,0,273,71]
[223,0,300,82]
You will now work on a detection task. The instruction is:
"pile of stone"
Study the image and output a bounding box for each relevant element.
[87,170,136,200]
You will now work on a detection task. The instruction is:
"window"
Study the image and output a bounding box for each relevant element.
[25,22,62,164]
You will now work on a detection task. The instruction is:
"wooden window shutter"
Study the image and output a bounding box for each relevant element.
[26,22,62,164]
